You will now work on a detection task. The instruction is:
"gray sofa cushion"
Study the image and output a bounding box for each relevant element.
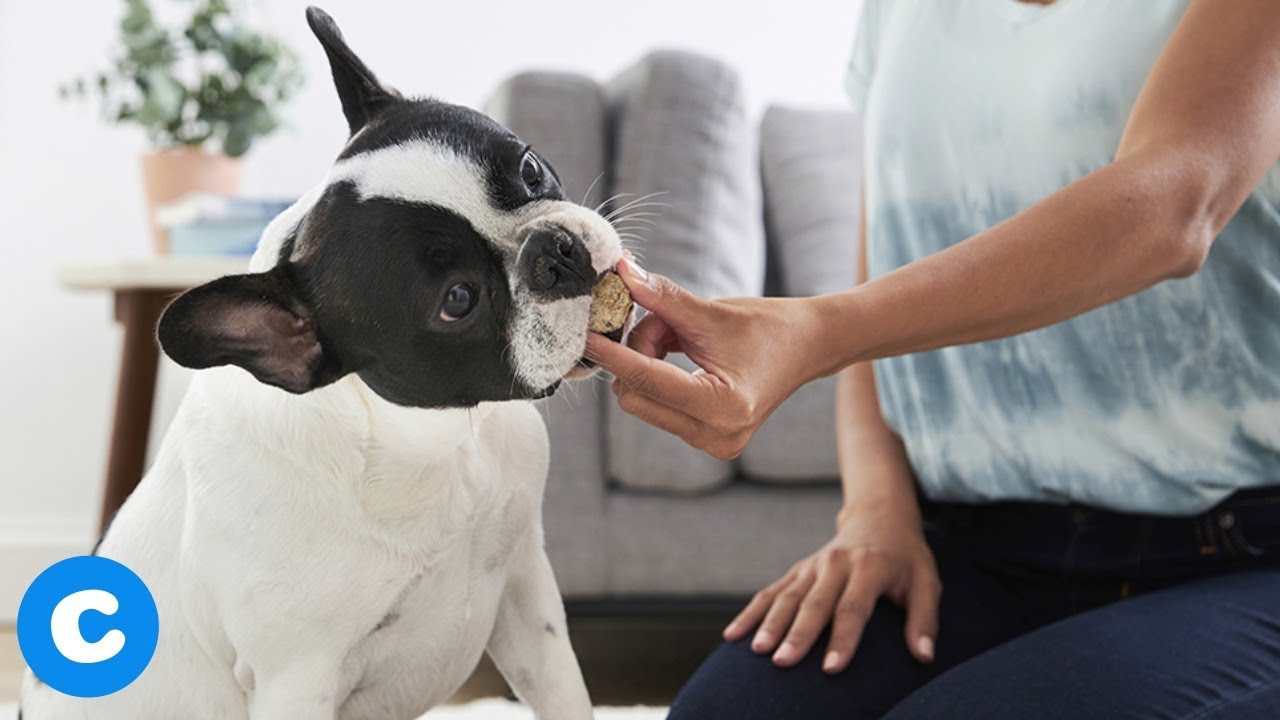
[486,73,613,593]
[604,50,765,494]
[605,484,841,595]
[739,106,863,484]
[758,106,862,296]
[740,376,841,483]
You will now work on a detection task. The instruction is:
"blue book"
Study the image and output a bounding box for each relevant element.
[169,220,269,256]
[157,193,294,227]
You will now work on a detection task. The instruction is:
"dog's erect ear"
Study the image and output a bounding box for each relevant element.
[305,6,402,135]
[158,266,341,394]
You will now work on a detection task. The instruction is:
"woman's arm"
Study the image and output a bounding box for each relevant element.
[720,198,941,672]
[818,0,1280,370]
[586,0,1280,458]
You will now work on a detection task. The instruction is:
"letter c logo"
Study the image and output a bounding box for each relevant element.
[17,556,159,698]
[51,590,127,664]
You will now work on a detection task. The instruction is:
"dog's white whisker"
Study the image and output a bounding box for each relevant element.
[608,208,667,222]
[609,189,669,210]
[611,212,661,223]
[594,191,635,214]
[612,226,652,236]
[611,201,671,213]
[579,172,606,207]
[603,192,670,220]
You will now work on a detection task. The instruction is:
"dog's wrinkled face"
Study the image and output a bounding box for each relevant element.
[158,7,623,408]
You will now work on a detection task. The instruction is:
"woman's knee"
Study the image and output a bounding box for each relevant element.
[669,606,934,720]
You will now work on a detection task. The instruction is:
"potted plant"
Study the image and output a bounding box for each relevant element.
[63,0,303,253]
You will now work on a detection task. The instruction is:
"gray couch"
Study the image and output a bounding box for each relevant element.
[486,51,863,601]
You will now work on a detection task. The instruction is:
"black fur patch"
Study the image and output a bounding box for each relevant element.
[290,183,541,406]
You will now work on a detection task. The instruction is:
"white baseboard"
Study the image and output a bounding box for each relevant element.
[0,518,95,624]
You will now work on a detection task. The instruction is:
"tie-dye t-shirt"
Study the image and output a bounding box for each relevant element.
[848,0,1280,513]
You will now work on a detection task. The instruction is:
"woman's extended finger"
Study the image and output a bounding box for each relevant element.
[585,333,707,409]
[823,564,890,674]
[752,571,816,655]
[724,581,783,641]
[614,385,706,446]
[772,564,850,667]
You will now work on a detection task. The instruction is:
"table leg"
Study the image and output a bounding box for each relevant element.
[99,290,174,533]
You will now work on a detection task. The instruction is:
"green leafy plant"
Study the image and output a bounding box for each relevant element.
[62,0,303,157]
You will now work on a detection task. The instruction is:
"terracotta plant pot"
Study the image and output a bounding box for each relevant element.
[140,147,242,254]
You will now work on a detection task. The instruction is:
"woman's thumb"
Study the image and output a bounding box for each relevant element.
[616,255,703,328]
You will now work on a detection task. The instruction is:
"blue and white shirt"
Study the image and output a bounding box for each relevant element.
[849,0,1280,514]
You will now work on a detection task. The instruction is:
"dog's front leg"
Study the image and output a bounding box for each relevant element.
[249,658,341,720]
[487,537,593,720]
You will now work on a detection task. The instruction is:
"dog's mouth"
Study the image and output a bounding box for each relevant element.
[562,264,636,381]
[562,312,633,382]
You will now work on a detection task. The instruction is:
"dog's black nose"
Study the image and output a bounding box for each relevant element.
[520,225,595,299]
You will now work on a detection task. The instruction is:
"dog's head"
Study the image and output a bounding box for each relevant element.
[158,7,623,408]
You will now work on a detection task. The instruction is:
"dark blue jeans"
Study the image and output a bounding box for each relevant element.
[668,488,1280,719]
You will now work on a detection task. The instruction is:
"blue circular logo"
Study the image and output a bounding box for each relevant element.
[17,556,159,698]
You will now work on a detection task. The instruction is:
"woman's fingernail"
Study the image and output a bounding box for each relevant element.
[823,651,842,672]
[773,642,797,664]
[619,255,649,283]
[751,630,773,653]
[917,636,935,661]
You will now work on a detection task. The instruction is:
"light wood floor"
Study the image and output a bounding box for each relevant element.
[1,614,724,707]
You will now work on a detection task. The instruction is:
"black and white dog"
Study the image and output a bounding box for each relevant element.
[21,8,621,719]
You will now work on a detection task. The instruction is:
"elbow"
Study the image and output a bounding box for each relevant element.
[1154,158,1226,280]
[1120,141,1238,281]
[1164,225,1213,279]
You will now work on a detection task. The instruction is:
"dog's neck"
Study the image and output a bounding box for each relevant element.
[186,366,501,503]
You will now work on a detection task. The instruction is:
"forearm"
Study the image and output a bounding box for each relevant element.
[835,361,920,530]
[834,191,920,528]
[809,148,1217,374]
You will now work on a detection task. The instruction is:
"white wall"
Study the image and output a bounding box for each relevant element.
[0,0,860,611]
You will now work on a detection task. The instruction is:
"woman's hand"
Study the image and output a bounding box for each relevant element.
[724,496,941,674]
[584,256,829,460]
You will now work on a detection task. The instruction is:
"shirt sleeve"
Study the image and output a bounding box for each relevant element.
[845,0,888,115]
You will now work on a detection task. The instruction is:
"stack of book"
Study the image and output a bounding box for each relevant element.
[156,193,295,256]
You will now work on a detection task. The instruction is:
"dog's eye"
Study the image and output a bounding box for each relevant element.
[440,283,478,322]
[519,151,544,190]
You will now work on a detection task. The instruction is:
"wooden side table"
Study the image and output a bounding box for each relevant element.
[59,257,248,533]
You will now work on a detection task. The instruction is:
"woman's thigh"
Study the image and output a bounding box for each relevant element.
[884,568,1280,720]
[666,545,1038,720]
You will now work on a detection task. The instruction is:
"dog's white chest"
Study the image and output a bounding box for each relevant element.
[265,399,552,719]
[335,541,511,718]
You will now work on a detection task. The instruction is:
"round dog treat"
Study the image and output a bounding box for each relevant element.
[588,270,633,334]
